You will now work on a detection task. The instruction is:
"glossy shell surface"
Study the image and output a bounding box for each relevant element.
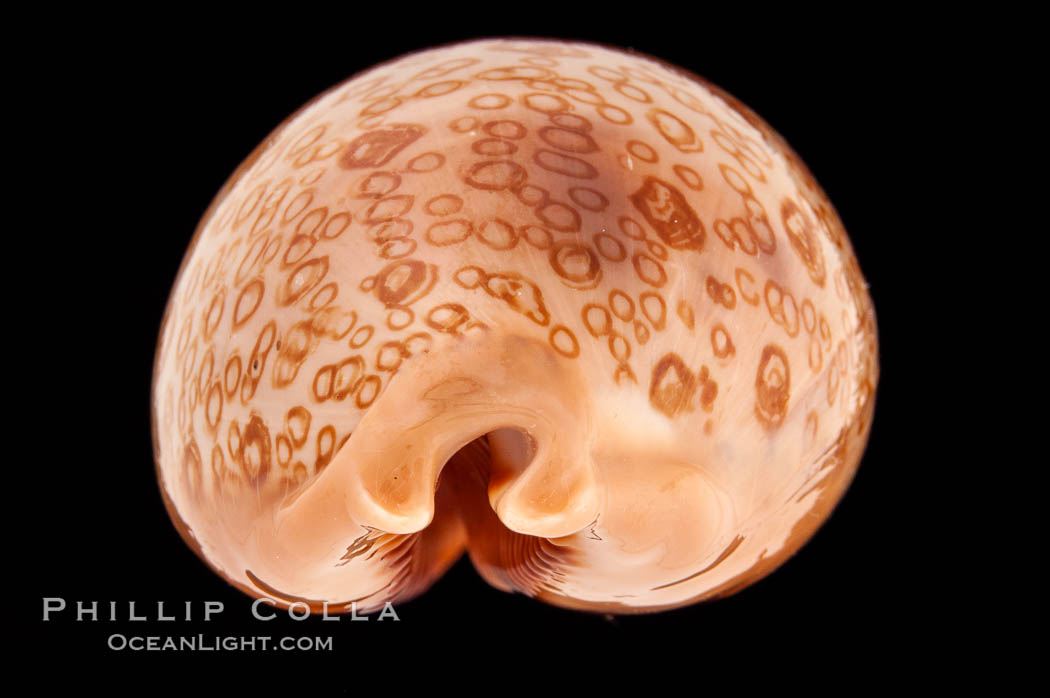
[152,38,878,613]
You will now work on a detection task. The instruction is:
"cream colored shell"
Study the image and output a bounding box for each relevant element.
[152,38,878,613]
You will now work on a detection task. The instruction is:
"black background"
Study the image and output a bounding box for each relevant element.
[17,7,970,681]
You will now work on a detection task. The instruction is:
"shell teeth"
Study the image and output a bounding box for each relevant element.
[440,439,576,598]
[262,331,601,605]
